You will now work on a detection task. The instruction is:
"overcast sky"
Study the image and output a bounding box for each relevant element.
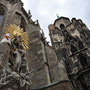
[22,0,90,42]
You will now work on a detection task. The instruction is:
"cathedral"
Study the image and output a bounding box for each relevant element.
[0,0,90,90]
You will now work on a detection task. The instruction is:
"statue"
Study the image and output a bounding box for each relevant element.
[0,24,33,89]
[9,35,24,73]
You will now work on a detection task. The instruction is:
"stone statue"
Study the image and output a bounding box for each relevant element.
[9,35,23,73]
[0,25,32,89]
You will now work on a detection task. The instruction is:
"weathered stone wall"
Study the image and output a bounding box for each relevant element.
[26,24,51,89]
[45,45,68,82]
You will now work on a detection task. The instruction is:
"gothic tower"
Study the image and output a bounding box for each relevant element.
[49,17,90,90]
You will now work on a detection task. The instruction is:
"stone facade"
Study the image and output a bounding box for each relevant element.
[48,17,90,90]
[0,0,90,90]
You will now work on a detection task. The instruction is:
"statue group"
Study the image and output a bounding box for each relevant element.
[0,25,33,90]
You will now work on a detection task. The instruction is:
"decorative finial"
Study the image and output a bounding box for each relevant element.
[56,14,59,19]
[42,29,45,36]
[28,10,32,18]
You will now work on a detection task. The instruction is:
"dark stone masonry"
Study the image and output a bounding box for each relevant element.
[0,0,90,90]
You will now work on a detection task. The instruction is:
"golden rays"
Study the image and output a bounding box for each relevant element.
[5,24,29,50]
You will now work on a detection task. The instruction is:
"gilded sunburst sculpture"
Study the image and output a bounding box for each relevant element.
[5,24,29,50]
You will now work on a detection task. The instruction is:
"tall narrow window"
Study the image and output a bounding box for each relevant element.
[20,17,27,32]
[78,41,84,50]
[0,8,4,25]
[71,44,78,53]
[0,15,3,24]
[0,4,6,36]
[78,53,88,68]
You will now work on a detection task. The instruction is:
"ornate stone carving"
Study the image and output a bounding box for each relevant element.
[0,27,33,89]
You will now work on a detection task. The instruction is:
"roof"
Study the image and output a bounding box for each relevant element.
[54,17,70,26]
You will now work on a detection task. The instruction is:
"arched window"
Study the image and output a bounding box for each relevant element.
[78,41,84,50]
[0,14,3,24]
[20,17,27,32]
[78,53,88,68]
[71,44,78,53]
[0,6,5,25]
[60,24,65,29]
